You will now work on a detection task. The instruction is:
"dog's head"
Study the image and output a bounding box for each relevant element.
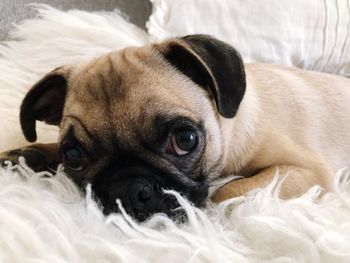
[20,35,246,221]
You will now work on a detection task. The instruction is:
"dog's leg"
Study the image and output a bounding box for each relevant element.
[211,165,326,202]
[0,143,61,172]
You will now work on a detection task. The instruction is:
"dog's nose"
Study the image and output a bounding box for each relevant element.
[91,165,208,222]
[103,177,175,221]
[92,170,181,221]
[133,182,154,202]
[124,179,155,209]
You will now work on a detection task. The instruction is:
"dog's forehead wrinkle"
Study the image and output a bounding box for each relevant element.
[65,46,215,157]
[85,57,125,98]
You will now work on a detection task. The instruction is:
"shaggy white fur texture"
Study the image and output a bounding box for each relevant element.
[1,5,350,262]
[1,160,350,262]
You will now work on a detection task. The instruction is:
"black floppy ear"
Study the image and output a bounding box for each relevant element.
[158,34,246,118]
[20,67,70,142]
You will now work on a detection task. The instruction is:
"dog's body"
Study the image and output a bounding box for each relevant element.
[213,63,350,201]
[1,35,350,220]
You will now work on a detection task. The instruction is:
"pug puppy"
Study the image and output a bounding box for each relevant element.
[1,35,350,221]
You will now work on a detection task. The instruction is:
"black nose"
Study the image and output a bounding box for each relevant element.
[92,170,177,220]
[131,181,154,204]
[91,166,208,222]
[120,178,155,211]
[99,177,179,221]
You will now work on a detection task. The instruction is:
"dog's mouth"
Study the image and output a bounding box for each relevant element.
[91,166,208,222]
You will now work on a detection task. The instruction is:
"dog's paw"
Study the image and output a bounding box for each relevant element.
[0,147,57,172]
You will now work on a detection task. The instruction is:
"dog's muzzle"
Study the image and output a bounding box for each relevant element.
[91,165,208,222]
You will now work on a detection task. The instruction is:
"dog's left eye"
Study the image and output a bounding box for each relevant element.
[167,130,197,156]
[63,146,86,172]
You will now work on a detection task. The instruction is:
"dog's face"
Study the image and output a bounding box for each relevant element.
[19,35,246,221]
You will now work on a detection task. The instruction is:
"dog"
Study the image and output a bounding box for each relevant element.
[1,34,350,221]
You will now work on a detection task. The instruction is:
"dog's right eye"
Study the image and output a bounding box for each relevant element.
[166,130,197,156]
[63,146,86,172]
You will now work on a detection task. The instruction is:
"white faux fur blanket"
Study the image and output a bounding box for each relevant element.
[1,5,350,262]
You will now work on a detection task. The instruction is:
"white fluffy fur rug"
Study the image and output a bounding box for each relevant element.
[1,5,350,262]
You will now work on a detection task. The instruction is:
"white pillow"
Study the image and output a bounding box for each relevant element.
[147,0,350,76]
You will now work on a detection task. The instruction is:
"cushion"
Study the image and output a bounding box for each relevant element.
[147,0,350,76]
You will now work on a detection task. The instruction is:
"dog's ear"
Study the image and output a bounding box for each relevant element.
[20,67,70,142]
[157,34,246,118]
